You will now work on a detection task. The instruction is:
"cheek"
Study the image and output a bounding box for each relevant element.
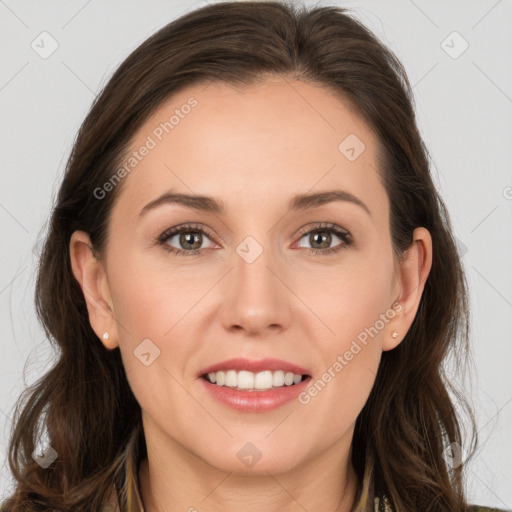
[303,251,394,349]
[108,242,208,341]
[295,252,393,420]
[107,260,201,408]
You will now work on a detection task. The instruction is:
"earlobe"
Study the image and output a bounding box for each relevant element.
[69,230,119,350]
[383,227,433,351]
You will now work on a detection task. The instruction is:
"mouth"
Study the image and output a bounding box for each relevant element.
[198,357,312,392]
[200,369,311,392]
[197,358,312,412]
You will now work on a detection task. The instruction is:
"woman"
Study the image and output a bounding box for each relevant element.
[1,1,506,511]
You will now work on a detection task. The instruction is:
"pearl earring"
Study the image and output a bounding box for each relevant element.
[102,332,109,340]
[391,331,399,339]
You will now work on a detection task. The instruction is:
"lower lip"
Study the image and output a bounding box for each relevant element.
[199,376,311,412]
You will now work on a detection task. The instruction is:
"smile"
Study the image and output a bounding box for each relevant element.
[203,369,305,391]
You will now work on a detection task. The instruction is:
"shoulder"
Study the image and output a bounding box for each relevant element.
[373,499,510,512]
[468,507,511,512]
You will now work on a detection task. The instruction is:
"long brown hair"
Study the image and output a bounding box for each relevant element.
[2,1,477,510]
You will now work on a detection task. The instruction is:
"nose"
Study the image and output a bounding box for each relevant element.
[219,238,292,337]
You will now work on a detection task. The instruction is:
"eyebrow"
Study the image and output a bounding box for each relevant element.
[138,189,371,218]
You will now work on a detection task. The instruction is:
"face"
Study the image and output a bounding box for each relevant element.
[81,77,409,475]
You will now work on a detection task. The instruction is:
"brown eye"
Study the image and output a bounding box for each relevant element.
[308,230,334,250]
[296,223,352,255]
[178,231,204,251]
[157,223,217,256]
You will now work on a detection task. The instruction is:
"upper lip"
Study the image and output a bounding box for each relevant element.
[199,358,311,377]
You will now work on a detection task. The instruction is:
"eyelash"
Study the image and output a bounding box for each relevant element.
[156,222,352,257]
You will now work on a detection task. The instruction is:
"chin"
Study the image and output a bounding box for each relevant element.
[198,441,306,476]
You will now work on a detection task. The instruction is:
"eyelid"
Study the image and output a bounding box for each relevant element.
[291,222,352,254]
[157,221,353,255]
[294,222,352,242]
[157,222,218,245]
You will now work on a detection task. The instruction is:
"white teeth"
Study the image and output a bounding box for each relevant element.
[254,370,273,389]
[225,370,237,387]
[238,370,254,390]
[272,370,284,387]
[205,369,305,390]
[284,372,294,386]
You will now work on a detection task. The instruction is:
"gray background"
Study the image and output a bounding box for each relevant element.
[1,0,511,508]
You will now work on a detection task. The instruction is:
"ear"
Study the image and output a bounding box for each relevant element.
[383,227,433,351]
[69,230,119,350]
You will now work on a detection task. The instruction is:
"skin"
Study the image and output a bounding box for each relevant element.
[70,76,432,512]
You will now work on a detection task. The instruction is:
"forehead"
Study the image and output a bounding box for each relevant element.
[112,77,386,224]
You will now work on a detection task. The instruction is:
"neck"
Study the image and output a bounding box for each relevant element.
[138,430,359,512]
